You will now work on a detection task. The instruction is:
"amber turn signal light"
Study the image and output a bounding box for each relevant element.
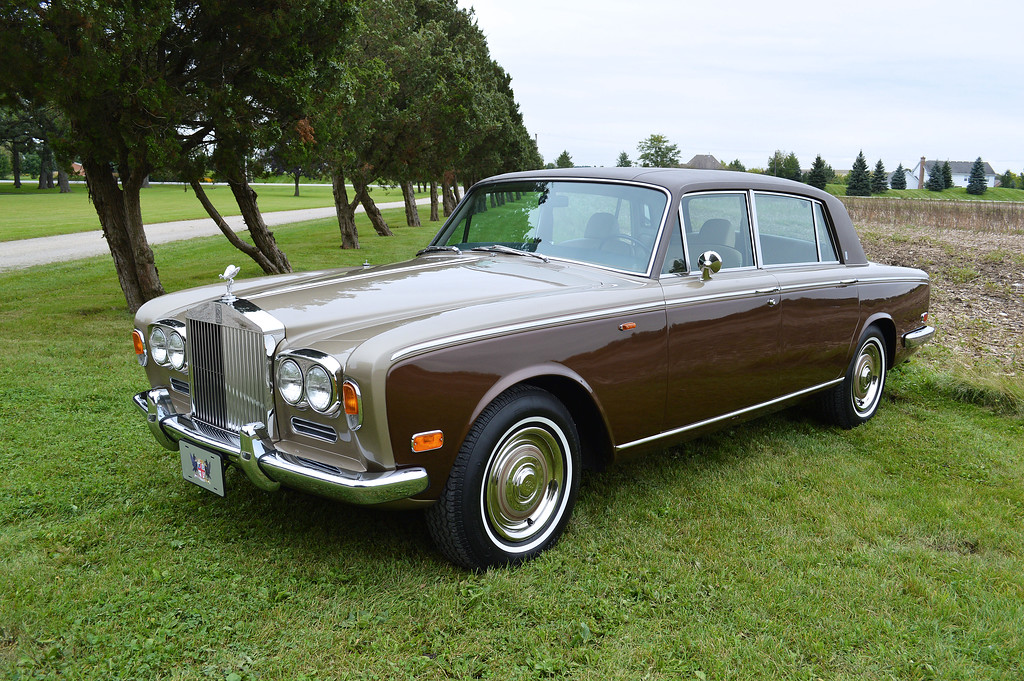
[411,430,444,453]
[342,381,359,415]
[132,329,147,366]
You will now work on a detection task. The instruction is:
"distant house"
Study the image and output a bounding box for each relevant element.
[905,157,996,190]
[684,154,723,170]
[71,162,85,177]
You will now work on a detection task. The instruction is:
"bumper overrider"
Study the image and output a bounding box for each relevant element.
[134,387,429,505]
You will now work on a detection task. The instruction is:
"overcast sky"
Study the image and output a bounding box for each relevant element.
[456,0,1023,174]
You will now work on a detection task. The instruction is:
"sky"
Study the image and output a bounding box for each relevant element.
[455,0,1023,175]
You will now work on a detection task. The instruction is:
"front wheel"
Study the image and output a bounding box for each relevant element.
[426,386,580,570]
[822,327,888,429]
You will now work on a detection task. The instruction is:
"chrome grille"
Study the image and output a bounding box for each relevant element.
[186,300,280,433]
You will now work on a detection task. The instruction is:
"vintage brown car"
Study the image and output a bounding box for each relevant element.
[132,168,933,569]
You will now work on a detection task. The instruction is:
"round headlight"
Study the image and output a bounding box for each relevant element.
[150,327,168,365]
[277,359,304,405]
[305,365,334,412]
[168,331,186,370]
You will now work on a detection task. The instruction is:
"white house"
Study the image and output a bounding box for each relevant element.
[905,157,997,189]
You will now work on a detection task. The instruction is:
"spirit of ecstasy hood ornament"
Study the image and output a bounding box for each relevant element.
[219,264,240,302]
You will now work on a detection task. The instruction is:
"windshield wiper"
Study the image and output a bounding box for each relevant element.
[416,245,462,256]
[471,244,550,263]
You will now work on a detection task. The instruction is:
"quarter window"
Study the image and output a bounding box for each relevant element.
[814,203,839,262]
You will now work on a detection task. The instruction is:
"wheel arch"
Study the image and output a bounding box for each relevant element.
[861,313,896,368]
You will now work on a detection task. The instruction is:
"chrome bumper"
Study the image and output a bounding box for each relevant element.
[902,325,935,349]
[133,388,429,505]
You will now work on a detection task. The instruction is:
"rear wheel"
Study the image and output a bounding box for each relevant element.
[426,386,580,569]
[822,327,887,429]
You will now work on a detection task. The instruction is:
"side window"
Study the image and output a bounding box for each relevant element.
[814,203,839,262]
[754,194,818,265]
[681,193,753,271]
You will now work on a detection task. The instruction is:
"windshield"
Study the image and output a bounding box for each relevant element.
[431,180,669,274]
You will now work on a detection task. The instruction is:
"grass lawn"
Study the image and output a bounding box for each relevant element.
[0,182,421,242]
[1,208,1023,679]
[826,184,1024,202]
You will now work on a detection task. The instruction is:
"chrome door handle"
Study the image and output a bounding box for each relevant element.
[755,286,781,295]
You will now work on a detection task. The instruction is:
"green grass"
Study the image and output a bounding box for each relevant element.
[2,210,1023,679]
[826,184,1024,202]
[0,182,419,242]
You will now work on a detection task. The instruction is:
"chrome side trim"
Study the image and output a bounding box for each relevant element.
[390,300,665,362]
[902,325,935,349]
[615,378,844,452]
[134,389,429,505]
[855,275,929,285]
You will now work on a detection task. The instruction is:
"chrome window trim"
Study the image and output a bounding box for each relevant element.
[390,300,666,362]
[616,377,845,452]
[431,177,674,279]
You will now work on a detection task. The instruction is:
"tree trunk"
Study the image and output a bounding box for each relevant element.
[57,167,70,193]
[12,141,21,189]
[84,158,164,313]
[191,180,277,272]
[429,181,439,221]
[442,182,456,217]
[141,174,150,188]
[358,186,394,236]
[225,176,291,274]
[331,171,360,249]
[37,149,50,189]
[402,181,421,227]
[293,171,300,197]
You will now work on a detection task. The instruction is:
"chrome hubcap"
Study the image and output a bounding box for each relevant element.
[852,339,883,416]
[484,423,565,543]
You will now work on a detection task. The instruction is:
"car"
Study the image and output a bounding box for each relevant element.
[132,167,934,569]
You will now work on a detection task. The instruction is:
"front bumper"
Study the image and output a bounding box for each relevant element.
[133,388,429,505]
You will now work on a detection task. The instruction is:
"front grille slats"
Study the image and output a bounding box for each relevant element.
[187,305,274,433]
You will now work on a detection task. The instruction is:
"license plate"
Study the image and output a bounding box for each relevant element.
[180,440,225,496]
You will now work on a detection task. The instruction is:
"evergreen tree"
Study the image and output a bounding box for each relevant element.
[871,159,888,193]
[890,163,907,190]
[845,151,871,196]
[615,151,631,167]
[966,157,988,195]
[925,162,945,191]
[806,154,830,190]
[555,150,573,168]
[942,161,953,189]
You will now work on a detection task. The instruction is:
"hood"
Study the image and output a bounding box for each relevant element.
[138,253,652,352]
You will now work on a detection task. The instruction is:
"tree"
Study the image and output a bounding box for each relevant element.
[555,150,573,168]
[725,159,746,172]
[616,151,631,167]
[637,134,680,168]
[925,162,946,191]
[891,163,907,190]
[942,161,953,189]
[966,157,988,195]
[766,150,801,181]
[846,151,871,196]
[998,170,1015,188]
[871,159,888,194]
[806,154,832,190]
[0,147,9,178]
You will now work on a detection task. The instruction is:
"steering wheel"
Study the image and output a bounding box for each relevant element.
[600,233,648,257]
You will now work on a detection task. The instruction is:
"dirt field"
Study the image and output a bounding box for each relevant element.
[857,222,1024,375]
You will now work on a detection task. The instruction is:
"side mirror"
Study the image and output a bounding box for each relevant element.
[697,250,723,281]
